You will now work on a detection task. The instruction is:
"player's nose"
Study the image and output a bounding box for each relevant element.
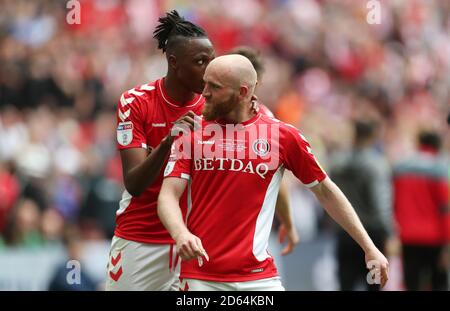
[202,86,210,98]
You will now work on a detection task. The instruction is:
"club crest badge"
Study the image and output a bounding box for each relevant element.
[252,139,270,156]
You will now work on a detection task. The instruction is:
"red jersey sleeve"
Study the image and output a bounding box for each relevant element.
[281,124,327,187]
[163,132,193,180]
[116,89,148,150]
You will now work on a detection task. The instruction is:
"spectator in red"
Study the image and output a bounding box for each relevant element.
[393,131,450,290]
[0,162,20,234]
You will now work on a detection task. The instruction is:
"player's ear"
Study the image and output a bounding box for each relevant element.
[239,85,249,99]
[168,54,177,70]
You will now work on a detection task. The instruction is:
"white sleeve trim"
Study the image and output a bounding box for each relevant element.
[180,173,191,180]
[303,180,319,188]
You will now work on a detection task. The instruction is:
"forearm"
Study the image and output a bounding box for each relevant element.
[124,136,173,196]
[157,190,189,240]
[315,178,376,252]
[312,177,389,287]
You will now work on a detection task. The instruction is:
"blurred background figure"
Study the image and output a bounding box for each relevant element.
[3,198,44,248]
[393,131,450,291]
[48,227,97,291]
[330,119,395,291]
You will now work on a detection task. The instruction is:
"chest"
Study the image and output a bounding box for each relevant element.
[189,126,283,180]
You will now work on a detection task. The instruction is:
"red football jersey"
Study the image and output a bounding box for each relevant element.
[115,78,204,243]
[258,104,274,118]
[164,113,326,282]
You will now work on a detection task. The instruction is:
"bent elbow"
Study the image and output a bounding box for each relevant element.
[124,182,143,197]
[124,174,158,197]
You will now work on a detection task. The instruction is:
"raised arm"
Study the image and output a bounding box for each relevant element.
[310,176,389,287]
[121,111,197,196]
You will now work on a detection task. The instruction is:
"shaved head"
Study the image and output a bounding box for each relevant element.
[202,54,258,122]
[205,54,257,96]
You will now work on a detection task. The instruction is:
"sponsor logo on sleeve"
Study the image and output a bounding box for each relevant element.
[117,121,133,146]
[164,161,175,177]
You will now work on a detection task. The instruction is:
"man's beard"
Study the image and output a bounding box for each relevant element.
[202,95,236,121]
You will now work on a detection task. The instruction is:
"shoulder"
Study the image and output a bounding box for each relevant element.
[257,114,303,135]
[258,115,310,148]
[394,153,448,179]
[258,104,275,118]
[366,150,390,170]
[119,81,158,108]
[117,81,159,120]
[274,118,308,142]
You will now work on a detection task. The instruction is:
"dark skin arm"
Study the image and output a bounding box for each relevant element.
[121,111,197,197]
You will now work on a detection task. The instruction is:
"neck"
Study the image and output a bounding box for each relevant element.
[164,74,196,104]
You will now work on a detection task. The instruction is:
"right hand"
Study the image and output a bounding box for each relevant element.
[175,231,209,266]
[169,111,200,140]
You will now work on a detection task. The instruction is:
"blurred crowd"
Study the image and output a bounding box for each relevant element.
[0,0,449,290]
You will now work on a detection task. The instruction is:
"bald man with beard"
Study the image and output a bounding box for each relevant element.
[158,55,389,291]
[201,55,257,122]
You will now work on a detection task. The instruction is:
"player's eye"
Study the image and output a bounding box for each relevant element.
[197,59,204,65]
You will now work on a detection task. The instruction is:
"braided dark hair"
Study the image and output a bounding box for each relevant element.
[153,10,207,53]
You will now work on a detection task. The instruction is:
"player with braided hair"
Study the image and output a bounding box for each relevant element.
[106,10,215,291]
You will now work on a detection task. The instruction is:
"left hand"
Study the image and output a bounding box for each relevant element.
[365,247,389,289]
[278,223,299,256]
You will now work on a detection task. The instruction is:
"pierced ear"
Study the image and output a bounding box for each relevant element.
[168,55,177,70]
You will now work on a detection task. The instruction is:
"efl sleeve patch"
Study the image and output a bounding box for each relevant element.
[117,121,134,146]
